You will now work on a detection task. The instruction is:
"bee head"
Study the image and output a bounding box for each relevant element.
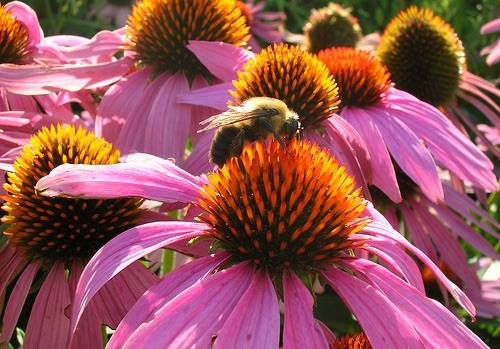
[282,112,302,139]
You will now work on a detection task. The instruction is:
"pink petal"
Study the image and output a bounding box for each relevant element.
[108,254,228,348]
[0,262,39,345]
[92,261,158,329]
[178,82,232,110]
[323,266,424,348]
[69,221,207,337]
[443,183,500,239]
[342,258,488,349]
[283,272,328,349]
[96,68,150,142]
[362,219,476,316]
[115,73,170,154]
[401,204,438,260]
[342,107,401,202]
[36,161,203,203]
[0,57,133,95]
[5,1,43,48]
[5,92,38,112]
[24,263,71,349]
[53,30,123,61]
[425,197,499,260]
[481,18,500,34]
[183,129,216,175]
[187,40,254,81]
[0,246,25,298]
[370,109,443,202]
[121,262,256,349]
[463,71,500,98]
[217,270,279,349]
[144,73,191,161]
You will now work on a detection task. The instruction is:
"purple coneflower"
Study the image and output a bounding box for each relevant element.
[0,125,158,348]
[37,138,486,348]
[377,6,500,157]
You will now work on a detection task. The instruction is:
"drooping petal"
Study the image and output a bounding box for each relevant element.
[370,108,443,202]
[0,57,133,95]
[217,270,279,349]
[24,263,71,349]
[144,73,190,161]
[342,258,487,349]
[342,107,401,202]
[108,254,228,349]
[177,82,232,110]
[323,266,424,348]
[481,18,500,34]
[69,221,207,336]
[115,73,170,154]
[5,1,43,48]
[0,262,39,345]
[0,246,25,298]
[283,272,328,349]
[362,219,475,316]
[96,68,151,143]
[121,263,256,349]
[36,161,203,203]
[188,40,254,81]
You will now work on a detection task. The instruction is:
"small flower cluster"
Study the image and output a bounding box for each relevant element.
[0,1,498,348]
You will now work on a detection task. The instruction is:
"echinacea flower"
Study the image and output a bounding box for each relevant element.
[0,1,130,106]
[316,47,497,203]
[236,0,285,50]
[480,18,500,65]
[303,3,362,53]
[37,138,486,348]
[0,125,158,348]
[377,6,500,157]
[90,0,254,162]
[180,43,371,194]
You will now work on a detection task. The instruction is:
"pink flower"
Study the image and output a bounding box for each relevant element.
[377,6,500,157]
[0,125,159,347]
[236,0,285,50]
[37,139,486,348]
[480,18,500,66]
[180,44,371,196]
[0,2,129,101]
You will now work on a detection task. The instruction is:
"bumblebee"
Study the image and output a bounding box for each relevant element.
[198,97,302,167]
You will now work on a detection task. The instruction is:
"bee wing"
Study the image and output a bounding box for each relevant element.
[197,107,278,133]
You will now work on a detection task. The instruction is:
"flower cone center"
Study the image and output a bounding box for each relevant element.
[198,138,369,274]
[126,0,250,79]
[0,5,28,64]
[318,48,391,108]
[231,44,341,129]
[377,6,465,107]
[304,3,362,53]
[331,333,371,349]
[1,125,142,265]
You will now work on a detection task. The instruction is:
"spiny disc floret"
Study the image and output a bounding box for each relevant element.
[318,48,392,108]
[2,125,142,265]
[127,0,250,79]
[0,5,29,64]
[377,6,465,106]
[231,44,340,128]
[199,138,368,274]
[304,3,362,53]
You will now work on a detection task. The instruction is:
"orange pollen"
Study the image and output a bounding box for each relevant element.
[332,333,371,349]
[198,138,369,273]
[236,1,254,24]
[231,43,341,129]
[317,48,392,108]
[126,0,250,79]
[0,5,29,64]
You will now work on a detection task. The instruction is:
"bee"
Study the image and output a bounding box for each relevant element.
[198,97,302,167]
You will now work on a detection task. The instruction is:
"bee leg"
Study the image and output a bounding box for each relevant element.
[257,118,285,146]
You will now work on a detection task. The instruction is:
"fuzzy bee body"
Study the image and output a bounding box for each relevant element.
[198,97,302,167]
